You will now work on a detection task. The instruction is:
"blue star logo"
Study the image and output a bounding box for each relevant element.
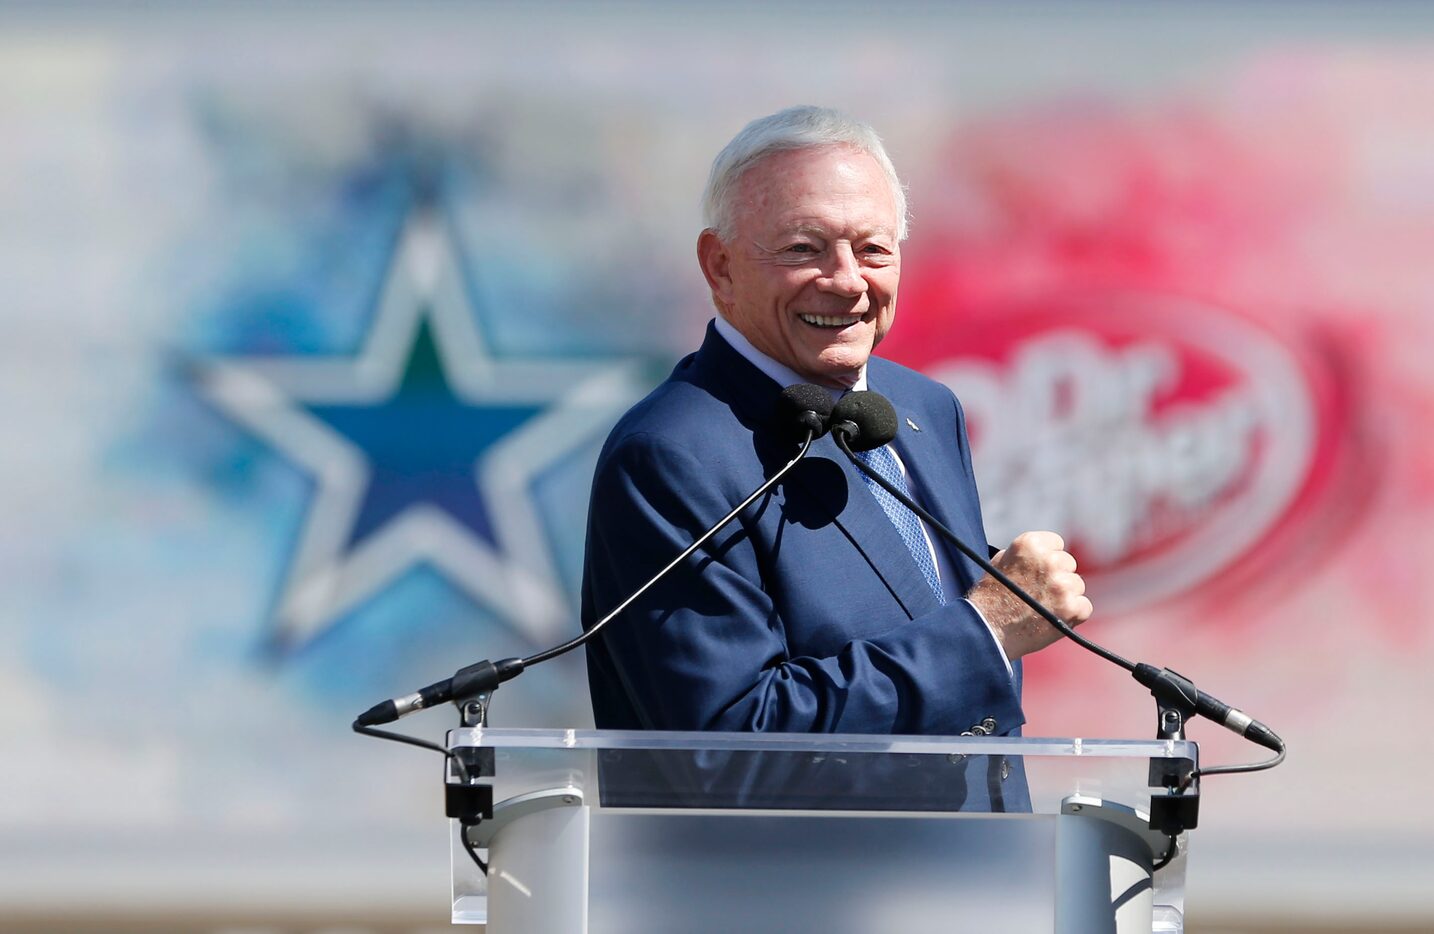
[194,209,646,652]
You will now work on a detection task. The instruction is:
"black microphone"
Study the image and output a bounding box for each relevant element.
[828,389,1284,755]
[357,657,525,727]
[1130,664,1284,754]
[830,390,897,452]
[355,384,834,728]
[775,382,835,440]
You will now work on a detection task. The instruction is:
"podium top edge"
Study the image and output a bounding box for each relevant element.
[445,728,1197,759]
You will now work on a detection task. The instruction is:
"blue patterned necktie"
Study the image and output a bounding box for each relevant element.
[854,445,945,604]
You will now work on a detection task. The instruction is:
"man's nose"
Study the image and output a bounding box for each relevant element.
[823,243,867,296]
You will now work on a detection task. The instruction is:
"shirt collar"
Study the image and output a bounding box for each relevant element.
[712,315,867,400]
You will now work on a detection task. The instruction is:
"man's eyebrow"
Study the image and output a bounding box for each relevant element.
[779,222,898,239]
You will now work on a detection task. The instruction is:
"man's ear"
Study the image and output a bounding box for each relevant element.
[697,228,735,306]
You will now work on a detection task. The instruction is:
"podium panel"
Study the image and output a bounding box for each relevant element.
[587,811,1056,932]
[448,730,1195,933]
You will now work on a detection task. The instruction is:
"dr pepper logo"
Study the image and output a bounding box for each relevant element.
[882,291,1364,615]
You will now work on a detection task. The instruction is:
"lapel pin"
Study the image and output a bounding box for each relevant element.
[906,417,921,432]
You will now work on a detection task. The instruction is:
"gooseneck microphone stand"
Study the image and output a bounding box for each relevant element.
[353,427,819,736]
[829,390,1285,866]
[354,382,835,734]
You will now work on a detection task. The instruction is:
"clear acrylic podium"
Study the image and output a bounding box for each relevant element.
[446,728,1197,933]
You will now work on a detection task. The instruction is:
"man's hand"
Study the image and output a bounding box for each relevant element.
[967,531,1092,660]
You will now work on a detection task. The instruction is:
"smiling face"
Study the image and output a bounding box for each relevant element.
[697,145,902,388]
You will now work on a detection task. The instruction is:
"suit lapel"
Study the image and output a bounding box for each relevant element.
[684,322,786,428]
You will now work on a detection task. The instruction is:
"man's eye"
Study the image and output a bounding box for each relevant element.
[787,244,817,254]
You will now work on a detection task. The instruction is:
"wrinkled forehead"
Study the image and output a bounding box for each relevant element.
[731,145,899,237]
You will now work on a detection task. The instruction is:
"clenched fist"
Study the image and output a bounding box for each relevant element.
[966,531,1092,660]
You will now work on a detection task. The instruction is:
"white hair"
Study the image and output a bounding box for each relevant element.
[701,105,909,241]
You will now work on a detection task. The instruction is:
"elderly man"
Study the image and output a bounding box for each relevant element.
[581,106,1089,748]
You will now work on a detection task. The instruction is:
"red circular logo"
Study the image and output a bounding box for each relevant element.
[881,289,1367,616]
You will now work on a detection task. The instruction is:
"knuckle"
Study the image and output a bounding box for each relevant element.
[1023,530,1060,550]
[1024,530,1064,554]
[1054,588,1091,621]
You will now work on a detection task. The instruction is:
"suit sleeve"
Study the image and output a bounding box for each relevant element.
[583,430,1024,734]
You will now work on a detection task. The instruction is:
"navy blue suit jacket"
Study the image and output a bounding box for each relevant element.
[581,322,1027,808]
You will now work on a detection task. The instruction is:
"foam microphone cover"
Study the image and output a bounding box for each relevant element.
[776,383,835,439]
[830,391,899,451]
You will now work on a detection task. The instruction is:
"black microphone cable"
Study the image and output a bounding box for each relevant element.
[352,721,472,781]
[349,721,484,873]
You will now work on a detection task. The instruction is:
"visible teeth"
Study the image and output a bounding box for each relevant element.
[799,314,859,328]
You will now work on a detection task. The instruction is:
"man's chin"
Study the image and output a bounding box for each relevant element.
[803,353,869,389]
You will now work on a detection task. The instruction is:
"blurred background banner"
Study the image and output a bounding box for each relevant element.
[3,2,1432,931]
